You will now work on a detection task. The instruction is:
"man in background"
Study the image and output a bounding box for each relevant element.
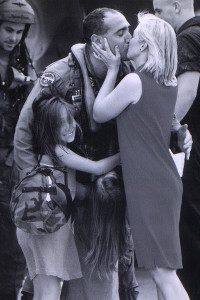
[0,0,36,298]
[153,0,200,299]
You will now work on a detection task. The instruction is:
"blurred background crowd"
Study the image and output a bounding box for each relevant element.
[25,0,200,72]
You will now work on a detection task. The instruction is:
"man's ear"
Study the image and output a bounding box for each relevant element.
[140,41,147,52]
[173,1,181,14]
[91,34,104,49]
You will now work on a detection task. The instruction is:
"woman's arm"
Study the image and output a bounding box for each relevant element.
[92,39,142,123]
[93,73,142,123]
[55,145,120,176]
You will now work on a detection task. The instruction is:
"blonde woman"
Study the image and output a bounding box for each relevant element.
[93,13,189,300]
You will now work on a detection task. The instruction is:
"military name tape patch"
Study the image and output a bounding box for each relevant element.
[40,72,55,87]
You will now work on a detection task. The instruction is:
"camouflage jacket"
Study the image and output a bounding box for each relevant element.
[0,42,36,149]
[14,43,131,170]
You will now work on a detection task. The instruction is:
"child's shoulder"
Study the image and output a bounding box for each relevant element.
[40,154,54,166]
[55,144,73,154]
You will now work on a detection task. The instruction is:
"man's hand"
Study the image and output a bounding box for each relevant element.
[177,124,193,160]
[8,67,34,90]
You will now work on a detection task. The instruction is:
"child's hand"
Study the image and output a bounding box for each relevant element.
[92,38,121,71]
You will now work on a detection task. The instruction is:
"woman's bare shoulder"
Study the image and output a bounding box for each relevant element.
[121,73,142,104]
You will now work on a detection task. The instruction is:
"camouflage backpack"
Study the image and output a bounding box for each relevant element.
[10,164,73,235]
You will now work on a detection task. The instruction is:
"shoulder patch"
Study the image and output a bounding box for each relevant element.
[40,72,55,87]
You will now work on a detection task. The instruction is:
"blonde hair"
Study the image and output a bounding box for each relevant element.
[137,12,177,86]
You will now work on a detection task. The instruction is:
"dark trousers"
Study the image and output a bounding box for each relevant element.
[0,160,26,299]
[118,219,138,299]
[178,200,200,300]
[178,155,200,300]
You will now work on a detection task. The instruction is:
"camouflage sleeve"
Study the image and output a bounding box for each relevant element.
[14,80,42,170]
[14,70,67,171]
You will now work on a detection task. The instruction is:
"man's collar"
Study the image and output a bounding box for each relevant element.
[84,44,97,78]
[71,43,131,83]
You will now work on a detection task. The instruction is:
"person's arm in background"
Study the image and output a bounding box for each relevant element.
[170,30,200,159]
[175,29,200,121]
[175,71,200,121]
[172,71,199,160]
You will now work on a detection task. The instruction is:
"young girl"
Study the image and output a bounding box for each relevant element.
[66,170,127,300]
[17,95,121,300]
[76,171,126,278]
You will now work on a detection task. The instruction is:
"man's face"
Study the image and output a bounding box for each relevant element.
[0,21,25,53]
[102,12,131,60]
[153,0,176,29]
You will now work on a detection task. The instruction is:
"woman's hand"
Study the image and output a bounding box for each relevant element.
[92,38,121,71]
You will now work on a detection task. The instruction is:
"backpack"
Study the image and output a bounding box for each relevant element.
[10,164,73,235]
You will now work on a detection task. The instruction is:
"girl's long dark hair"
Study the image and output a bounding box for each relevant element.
[76,171,126,278]
[32,92,75,164]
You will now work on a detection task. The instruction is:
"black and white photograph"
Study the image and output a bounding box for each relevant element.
[0,0,199,299]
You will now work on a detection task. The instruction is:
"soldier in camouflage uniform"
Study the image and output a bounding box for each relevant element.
[0,0,36,298]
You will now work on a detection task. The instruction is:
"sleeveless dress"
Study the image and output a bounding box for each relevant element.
[117,71,183,269]
[17,167,82,281]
